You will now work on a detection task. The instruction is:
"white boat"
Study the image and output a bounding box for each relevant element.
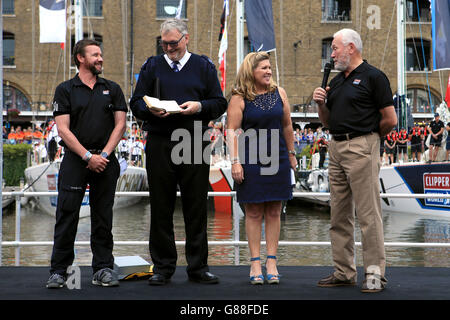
[24,159,148,218]
[380,161,450,217]
[294,160,450,218]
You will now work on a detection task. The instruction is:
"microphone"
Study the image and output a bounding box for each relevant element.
[321,60,334,89]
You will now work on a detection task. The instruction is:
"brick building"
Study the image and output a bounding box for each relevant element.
[2,0,449,126]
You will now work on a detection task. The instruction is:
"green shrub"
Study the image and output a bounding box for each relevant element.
[3,144,32,186]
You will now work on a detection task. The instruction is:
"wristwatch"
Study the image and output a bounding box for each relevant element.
[101,151,109,159]
[288,150,296,155]
[83,151,92,162]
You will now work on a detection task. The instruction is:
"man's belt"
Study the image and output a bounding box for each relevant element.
[88,149,103,155]
[332,132,368,141]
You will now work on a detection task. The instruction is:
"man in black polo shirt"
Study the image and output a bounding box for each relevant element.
[313,28,397,293]
[46,39,127,288]
[428,113,445,162]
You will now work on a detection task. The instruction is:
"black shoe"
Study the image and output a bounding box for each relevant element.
[92,268,119,287]
[148,273,170,286]
[46,273,66,289]
[317,274,356,287]
[188,271,219,284]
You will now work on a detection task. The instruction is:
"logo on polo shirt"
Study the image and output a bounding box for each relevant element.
[52,101,59,112]
[103,90,110,95]
[353,79,361,85]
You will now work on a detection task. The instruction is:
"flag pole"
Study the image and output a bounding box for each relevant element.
[274,49,280,86]
[236,0,244,72]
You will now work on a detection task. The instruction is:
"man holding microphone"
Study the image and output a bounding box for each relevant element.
[313,29,397,293]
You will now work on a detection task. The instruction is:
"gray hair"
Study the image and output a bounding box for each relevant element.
[334,28,363,53]
[160,18,188,35]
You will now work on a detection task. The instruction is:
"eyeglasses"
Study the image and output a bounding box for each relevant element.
[159,34,185,48]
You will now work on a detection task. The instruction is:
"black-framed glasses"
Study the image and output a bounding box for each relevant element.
[159,34,185,48]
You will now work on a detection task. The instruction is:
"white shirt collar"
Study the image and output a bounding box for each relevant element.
[164,51,191,71]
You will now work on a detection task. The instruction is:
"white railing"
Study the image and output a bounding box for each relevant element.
[1,191,450,266]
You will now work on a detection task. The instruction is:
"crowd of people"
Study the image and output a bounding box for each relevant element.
[3,121,61,164]
[381,114,450,164]
[293,126,330,168]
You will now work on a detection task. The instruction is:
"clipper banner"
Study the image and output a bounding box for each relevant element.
[244,0,276,52]
[432,0,450,70]
[39,0,66,43]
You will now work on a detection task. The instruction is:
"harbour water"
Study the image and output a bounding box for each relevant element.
[1,198,450,268]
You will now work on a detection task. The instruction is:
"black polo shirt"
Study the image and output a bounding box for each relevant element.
[429,119,445,135]
[53,74,127,149]
[326,61,394,134]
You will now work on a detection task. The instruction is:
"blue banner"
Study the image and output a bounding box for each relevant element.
[432,0,450,70]
[244,0,276,52]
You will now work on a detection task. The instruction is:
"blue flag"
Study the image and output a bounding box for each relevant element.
[244,0,276,52]
[432,0,450,70]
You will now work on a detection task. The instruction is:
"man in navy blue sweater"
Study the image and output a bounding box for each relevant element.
[130,18,227,285]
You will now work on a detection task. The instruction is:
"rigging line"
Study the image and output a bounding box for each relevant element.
[45,45,52,106]
[380,0,396,70]
[438,70,444,102]
[209,0,215,59]
[416,0,433,112]
[359,0,364,33]
[49,49,64,107]
[407,25,428,98]
[22,161,54,192]
[82,0,94,39]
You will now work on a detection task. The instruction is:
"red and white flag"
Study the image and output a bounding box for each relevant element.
[218,0,229,92]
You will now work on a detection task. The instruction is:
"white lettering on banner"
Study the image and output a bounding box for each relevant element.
[423,173,450,207]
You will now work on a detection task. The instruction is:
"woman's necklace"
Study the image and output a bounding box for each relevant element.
[252,91,278,111]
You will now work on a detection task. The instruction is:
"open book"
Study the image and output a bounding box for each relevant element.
[143,95,182,114]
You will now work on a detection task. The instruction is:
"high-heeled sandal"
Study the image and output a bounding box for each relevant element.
[249,257,264,285]
[265,255,281,284]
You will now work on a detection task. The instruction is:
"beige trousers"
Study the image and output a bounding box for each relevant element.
[328,132,386,282]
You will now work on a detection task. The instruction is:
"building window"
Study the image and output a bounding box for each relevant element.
[157,0,187,19]
[406,0,431,22]
[407,88,440,113]
[321,37,333,69]
[3,84,31,113]
[244,36,255,55]
[406,38,431,71]
[84,0,102,17]
[2,0,14,14]
[321,0,351,21]
[72,0,103,17]
[70,33,103,66]
[3,32,15,66]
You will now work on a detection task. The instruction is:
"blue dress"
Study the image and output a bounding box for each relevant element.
[235,89,292,203]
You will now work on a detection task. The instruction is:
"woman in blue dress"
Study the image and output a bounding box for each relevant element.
[226,52,297,285]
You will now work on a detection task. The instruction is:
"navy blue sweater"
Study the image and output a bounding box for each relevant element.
[130,53,227,136]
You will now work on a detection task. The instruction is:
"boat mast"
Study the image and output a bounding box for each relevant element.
[397,0,406,129]
[74,0,83,44]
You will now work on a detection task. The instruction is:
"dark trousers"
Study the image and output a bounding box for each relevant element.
[146,134,210,277]
[50,150,120,275]
[319,147,327,168]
